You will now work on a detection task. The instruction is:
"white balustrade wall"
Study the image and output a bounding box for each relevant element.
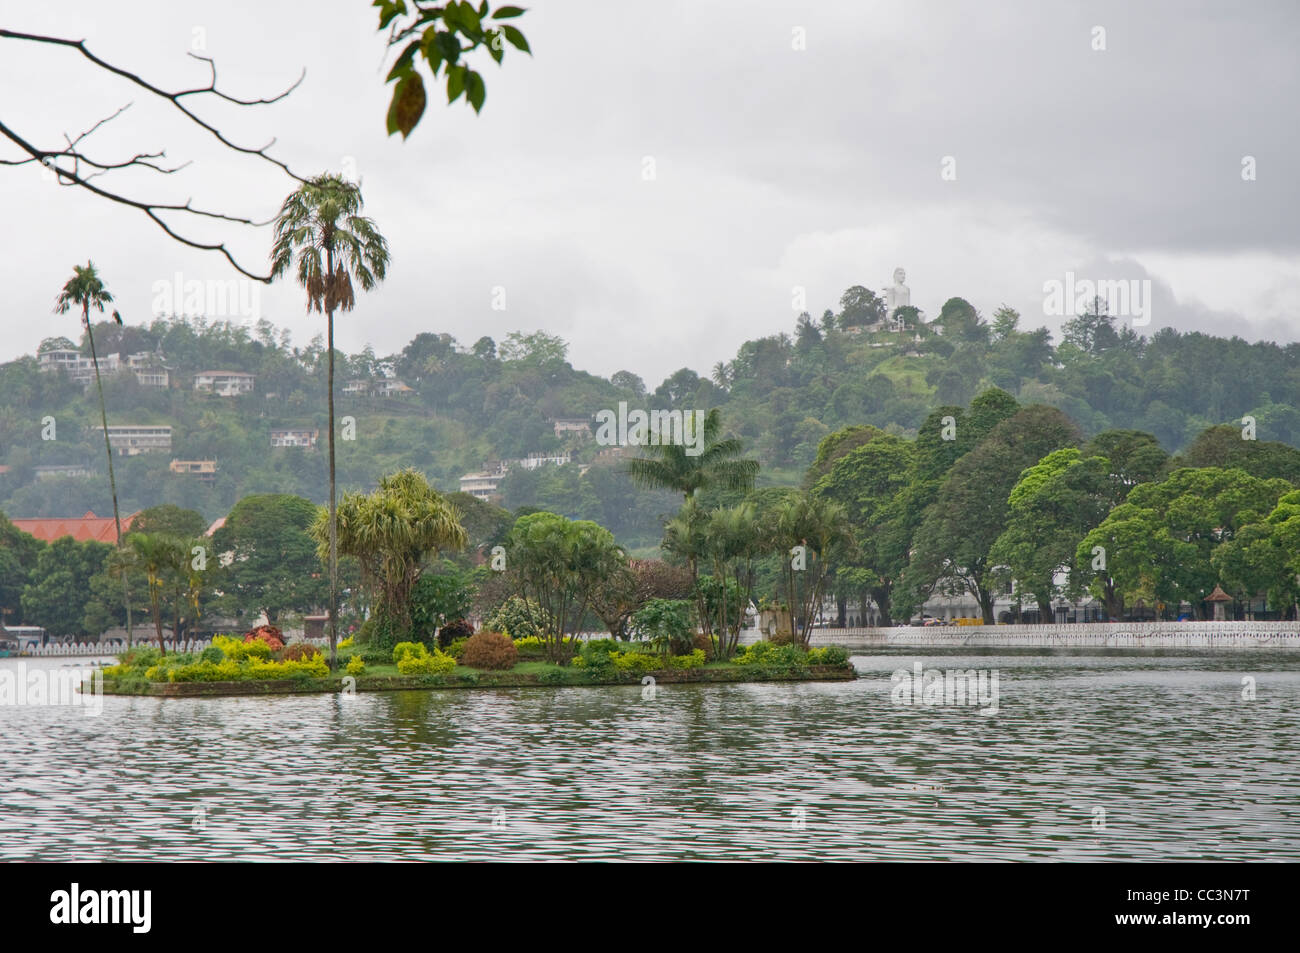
[768,621,1300,649]
[20,636,332,657]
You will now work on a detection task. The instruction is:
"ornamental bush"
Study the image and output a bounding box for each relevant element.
[733,641,808,668]
[199,646,225,664]
[485,596,549,640]
[436,618,474,650]
[243,624,285,651]
[459,631,518,670]
[345,655,366,676]
[396,651,456,675]
[281,642,323,662]
[668,649,707,669]
[393,641,429,664]
[806,646,849,665]
[119,646,161,669]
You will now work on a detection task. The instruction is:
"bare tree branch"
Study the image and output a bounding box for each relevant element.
[0,29,307,280]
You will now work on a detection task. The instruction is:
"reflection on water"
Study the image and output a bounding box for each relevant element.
[1,649,1297,861]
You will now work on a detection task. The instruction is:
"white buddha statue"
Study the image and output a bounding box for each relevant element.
[885,267,910,318]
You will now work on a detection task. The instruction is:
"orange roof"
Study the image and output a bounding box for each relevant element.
[11,510,140,544]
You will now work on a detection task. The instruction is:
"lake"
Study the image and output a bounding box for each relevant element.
[1,648,1297,861]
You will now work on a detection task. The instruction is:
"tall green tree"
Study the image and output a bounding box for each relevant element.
[810,430,914,625]
[504,511,625,661]
[913,405,1081,623]
[211,494,328,624]
[53,261,132,642]
[272,174,390,668]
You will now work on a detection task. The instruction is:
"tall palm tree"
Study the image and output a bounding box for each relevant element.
[624,408,759,503]
[54,261,132,645]
[271,175,390,669]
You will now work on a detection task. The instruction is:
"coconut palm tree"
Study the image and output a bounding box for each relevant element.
[54,261,133,645]
[271,175,390,669]
[624,408,758,503]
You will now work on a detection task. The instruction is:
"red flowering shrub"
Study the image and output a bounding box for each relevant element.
[243,624,285,652]
[460,631,518,670]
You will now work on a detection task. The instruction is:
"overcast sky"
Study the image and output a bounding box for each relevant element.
[2,0,1298,385]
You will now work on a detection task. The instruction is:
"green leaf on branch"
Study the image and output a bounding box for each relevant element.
[501,25,531,54]
[466,70,486,112]
[447,63,467,103]
[390,72,427,138]
[386,40,420,82]
[493,6,527,19]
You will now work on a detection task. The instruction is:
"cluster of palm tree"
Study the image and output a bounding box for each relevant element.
[627,409,851,656]
[115,532,207,654]
[53,173,391,665]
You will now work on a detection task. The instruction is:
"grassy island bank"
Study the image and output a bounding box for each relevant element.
[94,635,857,698]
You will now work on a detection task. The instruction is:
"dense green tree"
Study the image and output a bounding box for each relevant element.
[210,494,328,624]
[504,511,624,661]
[21,537,112,638]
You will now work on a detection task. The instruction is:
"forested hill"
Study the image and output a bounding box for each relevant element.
[2,290,1299,550]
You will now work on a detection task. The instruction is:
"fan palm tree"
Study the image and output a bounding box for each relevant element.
[624,408,758,503]
[271,175,390,669]
[54,261,133,645]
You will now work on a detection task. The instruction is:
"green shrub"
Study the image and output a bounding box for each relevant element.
[119,646,161,669]
[734,641,808,668]
[577,638,620,669]
[393,641,427,664]
[397,651,456,675]
[485,596,549,640]
[807,645,849,665]
[460,631,518,670]
[668,649,707,669]
[612,652,658,674]
[345,655,366,676]
[537,667,567,685]
[445,637,469,659]
[199,646,225,665]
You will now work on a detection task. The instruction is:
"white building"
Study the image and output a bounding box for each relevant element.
[270,428,318,449]
[100,425,172,456]
[38,348,169,388]
[459,470,506,501]
[513,451,573,470]
[194,370,255,396]
[34,464,93,480]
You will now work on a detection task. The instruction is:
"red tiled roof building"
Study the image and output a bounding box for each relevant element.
[10,510,140,544]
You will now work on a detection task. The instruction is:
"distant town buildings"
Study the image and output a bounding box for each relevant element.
[100,424,172,456]
[343,378,415,398]
[551,418,592,439]
[170,459,217,483]
[270,427,319,449]
[34,464,93,480]
[458,450,577,501]
[194,370,255,396]
[38,348,170,388]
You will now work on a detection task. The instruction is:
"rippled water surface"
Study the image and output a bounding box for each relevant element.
[2,649,1298,861]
